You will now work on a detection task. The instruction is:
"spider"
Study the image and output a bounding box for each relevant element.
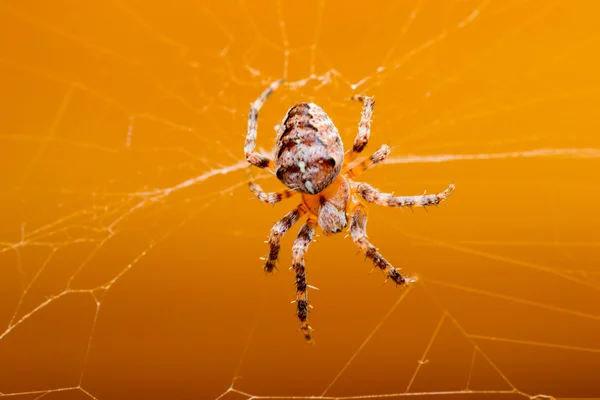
[245,79,455,343]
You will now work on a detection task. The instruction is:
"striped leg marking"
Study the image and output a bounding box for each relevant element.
[249,181,296,205]
[265,205,305,272]
[245,79,284,170]
[292,219,316,343]
[356,182,455,209]
[345,94,375,164]
[350,206,411,286]
[345,144,391,178]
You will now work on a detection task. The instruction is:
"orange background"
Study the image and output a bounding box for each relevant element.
[0,1,599,399]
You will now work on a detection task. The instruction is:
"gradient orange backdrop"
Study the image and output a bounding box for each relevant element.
[0,1,599,399]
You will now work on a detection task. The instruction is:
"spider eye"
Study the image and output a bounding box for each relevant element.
[325,157,336,167]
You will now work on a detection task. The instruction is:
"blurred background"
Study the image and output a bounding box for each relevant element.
[0,0,599,399]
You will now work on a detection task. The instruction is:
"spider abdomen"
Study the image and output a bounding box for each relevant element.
[274,103,344,194]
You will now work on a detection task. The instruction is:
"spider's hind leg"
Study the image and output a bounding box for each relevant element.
[350,205,414,286]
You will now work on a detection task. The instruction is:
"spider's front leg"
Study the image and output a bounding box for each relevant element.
[350,205,413,286]
[356,182,455,209]
[245,79,284,171]
[292,218,317,343]
[264,205,306,272]
[345,144,391,178]
[345,94,375,165]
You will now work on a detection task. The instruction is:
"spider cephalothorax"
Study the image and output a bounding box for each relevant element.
[245,79,455,343]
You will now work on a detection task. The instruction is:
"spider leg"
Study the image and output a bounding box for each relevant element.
[249,181,296,205]
[344,94,375,165]
[245,79,284,171]
[356,182,455,208]
[345,144,390,178]
[292,218,317,343]
[264,204,306,272]
[350,205,412,286]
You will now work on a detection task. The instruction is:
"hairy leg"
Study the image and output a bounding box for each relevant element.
[249,181,296,204]
[345,144,390,178]
[356,182,455,208]
[245,79,284,171]
[344,94,375,164]
[350,205,413,286]
[264,204,306,272]
[292,218,317,342]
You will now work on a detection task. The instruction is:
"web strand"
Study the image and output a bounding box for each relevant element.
[0,0,598,398]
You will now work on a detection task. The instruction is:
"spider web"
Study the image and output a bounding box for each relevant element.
[0,0,599,398]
